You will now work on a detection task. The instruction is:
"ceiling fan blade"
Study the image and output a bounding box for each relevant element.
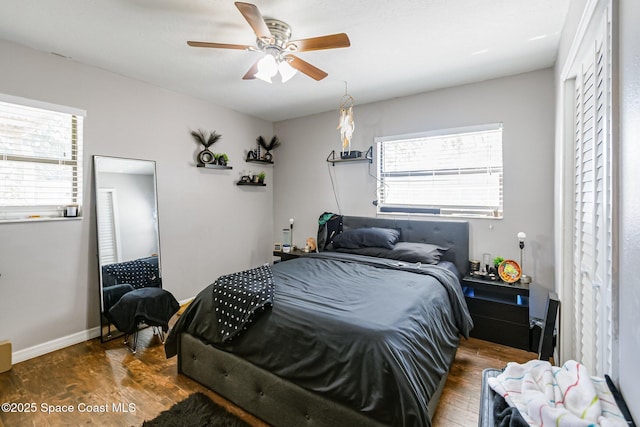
[234,2,272,40]
[285,54,328,81]
[187,41,252,50]
[242,60,260,80]
[287,33,351,52]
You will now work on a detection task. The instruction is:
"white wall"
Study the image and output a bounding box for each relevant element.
[0,39,274,357]
[617,0,640,419]
[273,69,556,287]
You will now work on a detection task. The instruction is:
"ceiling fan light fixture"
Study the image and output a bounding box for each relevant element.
[187,2,349,82]
[278,60,297,82]
[255,53,278,83]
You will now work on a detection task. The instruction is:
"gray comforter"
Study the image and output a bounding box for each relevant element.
[166,252,473,426]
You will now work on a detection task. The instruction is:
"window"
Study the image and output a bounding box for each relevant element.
[375,123,503,218]
[0,94,85,221]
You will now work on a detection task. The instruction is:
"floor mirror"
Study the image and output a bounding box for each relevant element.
[93,156,162,342]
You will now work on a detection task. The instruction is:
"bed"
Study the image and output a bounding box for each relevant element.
[165,216,472,426]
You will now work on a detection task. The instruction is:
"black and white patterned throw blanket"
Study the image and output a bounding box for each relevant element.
[212,265,274,343]
[102,257,159,288]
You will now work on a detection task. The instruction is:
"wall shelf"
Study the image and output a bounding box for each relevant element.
[197,163,232,169]
[245,158,273,165]
[236,181,266,187]
[326,146,373,165]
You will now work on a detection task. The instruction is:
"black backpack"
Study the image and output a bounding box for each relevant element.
[316,212,343,251]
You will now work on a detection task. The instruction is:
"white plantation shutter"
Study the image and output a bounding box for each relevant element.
[572,9,613,377]
[97,189,121,265]
[0,94,84,221]
[376,124,503,218]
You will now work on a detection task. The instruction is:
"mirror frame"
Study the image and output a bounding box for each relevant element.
[93,155,162,342]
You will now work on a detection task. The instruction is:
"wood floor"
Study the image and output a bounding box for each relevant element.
[0,329,536,427]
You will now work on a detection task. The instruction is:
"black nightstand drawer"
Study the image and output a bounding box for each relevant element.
[469,315,531,350]
[465,297,528,325]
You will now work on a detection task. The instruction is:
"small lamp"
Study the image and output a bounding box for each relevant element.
[289,218,294,251]
[517,232,532,284]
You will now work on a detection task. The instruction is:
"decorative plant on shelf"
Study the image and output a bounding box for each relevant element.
[257,171,266,184]
[217,153,229,166]
[256,135,281,162]
[492,256,505,273]
[191,129,222,165]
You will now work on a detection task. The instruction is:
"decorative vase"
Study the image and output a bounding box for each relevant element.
[198,149,215,165]
[191,129,222,165]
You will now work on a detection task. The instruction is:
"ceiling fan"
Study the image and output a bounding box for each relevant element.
[187,2,350,83]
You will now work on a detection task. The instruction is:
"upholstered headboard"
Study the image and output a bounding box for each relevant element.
[339,216,470,276]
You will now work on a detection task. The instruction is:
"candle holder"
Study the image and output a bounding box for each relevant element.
[482,253,492,274]
[282,228,291,253]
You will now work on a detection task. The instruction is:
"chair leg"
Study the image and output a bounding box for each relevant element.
[122,324,166,353]
[153,326,165,344]
[123,329,138,354]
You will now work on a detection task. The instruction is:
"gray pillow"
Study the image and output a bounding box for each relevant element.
[331,227,400,249]
[336,242,447,264]
[391,242,448,264]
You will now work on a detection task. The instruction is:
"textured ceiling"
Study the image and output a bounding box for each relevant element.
[0,0,570,122]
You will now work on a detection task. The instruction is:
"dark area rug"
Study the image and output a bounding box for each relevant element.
[143,392,250,427]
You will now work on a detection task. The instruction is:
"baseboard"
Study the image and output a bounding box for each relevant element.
[12,326,101,364]
[11,296,195,365]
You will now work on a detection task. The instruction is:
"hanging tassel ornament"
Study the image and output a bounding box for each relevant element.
[337,82,355,154]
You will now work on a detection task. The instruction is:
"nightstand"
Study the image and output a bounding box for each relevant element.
[272,249,310,262]
[462,275,530,350]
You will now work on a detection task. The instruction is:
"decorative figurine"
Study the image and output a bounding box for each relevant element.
[256,135,281,162]
[307,237,317,252]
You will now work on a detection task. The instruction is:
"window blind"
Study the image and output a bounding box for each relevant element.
[376,124,503,218]
[0,95,85,221]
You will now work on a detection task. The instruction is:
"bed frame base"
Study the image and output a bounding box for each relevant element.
[179,333,448,426]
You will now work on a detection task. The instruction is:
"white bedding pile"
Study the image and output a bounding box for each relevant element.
[488,360,627,426]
